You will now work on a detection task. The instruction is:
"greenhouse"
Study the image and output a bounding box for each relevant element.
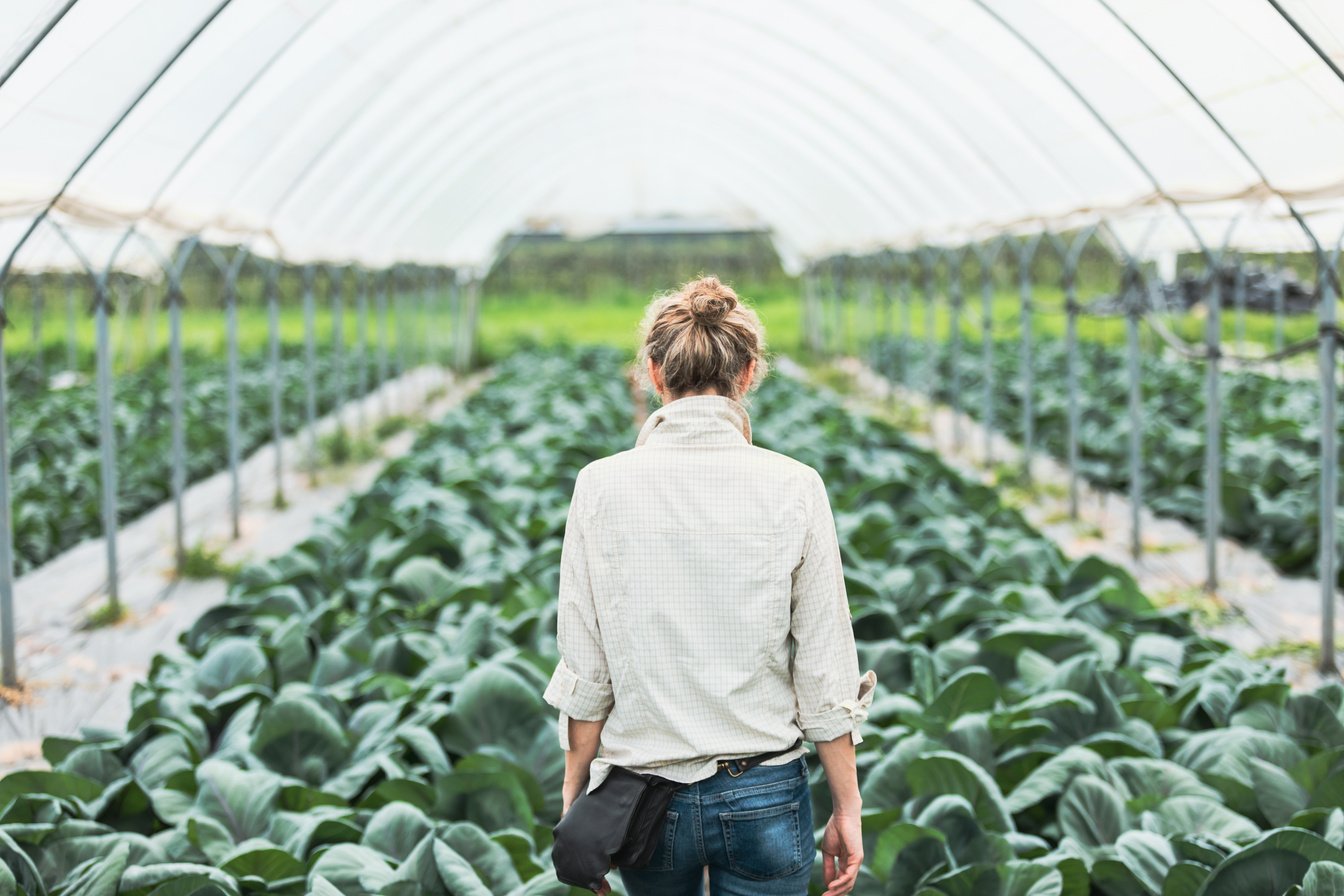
[0,1,1343,893]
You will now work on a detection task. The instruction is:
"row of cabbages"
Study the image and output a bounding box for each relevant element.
[11,349,388,574]
[5,344,1343,895]
[872,335,1343,587]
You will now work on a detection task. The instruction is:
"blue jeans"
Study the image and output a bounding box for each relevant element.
[617,756,814,895]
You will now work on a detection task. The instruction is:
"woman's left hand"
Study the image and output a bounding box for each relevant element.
[557,780,610,893]
[561,776,588,817]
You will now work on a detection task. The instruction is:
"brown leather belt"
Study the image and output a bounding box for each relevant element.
[715,738,804,778]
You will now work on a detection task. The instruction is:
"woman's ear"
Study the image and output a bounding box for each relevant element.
[737,358,757,395]
[647,357,666,397]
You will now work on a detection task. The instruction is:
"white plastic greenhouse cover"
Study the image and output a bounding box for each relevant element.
[1,0,1343,277]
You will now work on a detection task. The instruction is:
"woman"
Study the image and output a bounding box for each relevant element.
[544,276,877,896]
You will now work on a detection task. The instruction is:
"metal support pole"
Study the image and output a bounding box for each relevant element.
[821,263,833,358]
[1018,240,1039,482]
[0,307,16,687]
[356,269,369,434]
[468,277,481,368]
[881,265,896,412]
[432,269,443,384]
[429,269,443,391]
[859,276,875,367]
[948,253,964,449]
[438,269,450,352]
[113,276,134,373]
[1204,263,1224,591]
[817,268,827,360]
[1064,275,1081,518]
[202,243,249,539]
[1233,255,1247,351]
[448,274,463,372]
[395,269,407,409]
[64,273,77,372]
[411,270,422,405]
[877,263,891,381]
[168,283,186,572]
[823,264,836,357]
[302,265,318,484]
[410,269,419,408]
[1318,248,1340,673]
[1274,252,1286,375]
[419,270,431,408]
[827,259,838,357]
[330,266,346,428]
[899,257,913,388]
[455,277,479,372]
[922,249,937,401]
[377,271,390,418]
[1055,226,1100,509]
[801,270,817,356]
[108,275,123,372]
[94,278,120,608]
[855,269,866,362]
[980,254,996,467]
[266,265,284,508]
[394,272,407,413]
[444,268,456,369]
[141,271,156,363]
[1126,274,1144,560]
[442,269,456,371]
[29,275,43,382]
[224,263,242,540]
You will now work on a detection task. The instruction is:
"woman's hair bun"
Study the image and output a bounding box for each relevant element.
[686,276,739,326]
[637,272,768,398]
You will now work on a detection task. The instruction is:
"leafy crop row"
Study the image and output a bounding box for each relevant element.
[870,336,1344,586]
[749,373,1344,894]
[5,345,1343,895]
[11,352,383,574]
[0,346,632,895]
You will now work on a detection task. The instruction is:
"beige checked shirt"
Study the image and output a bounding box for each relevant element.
[543,393,878,794]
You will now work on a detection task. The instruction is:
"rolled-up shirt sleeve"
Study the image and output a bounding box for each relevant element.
[790,468,878,744]
[543,470,614,745]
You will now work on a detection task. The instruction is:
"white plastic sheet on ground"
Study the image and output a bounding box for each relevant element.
[0,0,1342,277]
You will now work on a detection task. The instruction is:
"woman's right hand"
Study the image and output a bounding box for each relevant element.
[819,811,863,895]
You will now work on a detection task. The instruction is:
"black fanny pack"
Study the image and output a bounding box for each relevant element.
[551,739,802,891]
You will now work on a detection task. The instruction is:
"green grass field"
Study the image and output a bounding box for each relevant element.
[475,281,1333,371]
[3,279,1333,377]
[822,282,1335,359]
[474,281,807,365]
[6,300,457,377]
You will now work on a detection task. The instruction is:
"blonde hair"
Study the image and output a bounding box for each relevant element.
[636,275,768,400]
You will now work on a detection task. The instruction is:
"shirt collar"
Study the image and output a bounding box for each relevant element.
[635,394,753,448]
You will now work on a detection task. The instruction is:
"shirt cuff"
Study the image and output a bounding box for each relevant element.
[799,669,878,744]
[543,657,614,722]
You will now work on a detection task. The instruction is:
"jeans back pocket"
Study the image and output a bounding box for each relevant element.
[720,800,807,881]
